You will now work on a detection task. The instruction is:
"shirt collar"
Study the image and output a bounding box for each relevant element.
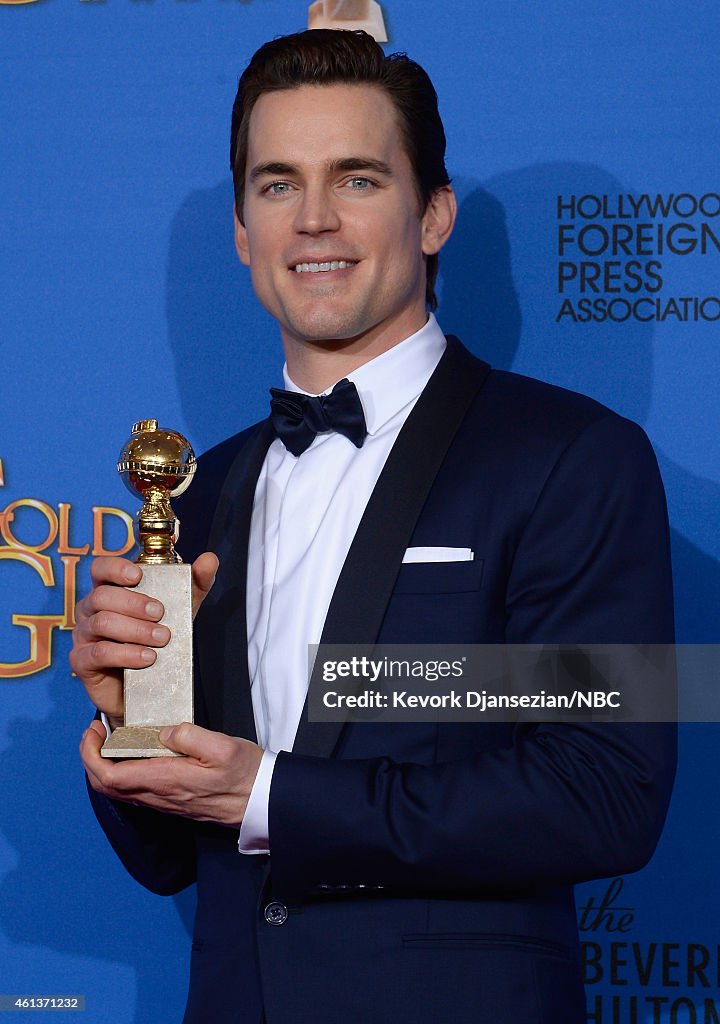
[281,314,447,436]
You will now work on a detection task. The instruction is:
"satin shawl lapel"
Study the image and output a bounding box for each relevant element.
[195,420,275,740]
[292,337,491,759]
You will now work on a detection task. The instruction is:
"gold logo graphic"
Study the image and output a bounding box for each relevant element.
[0,460,134,678]
[308,0,388,42]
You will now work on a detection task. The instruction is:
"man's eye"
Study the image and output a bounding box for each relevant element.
[348,177,372,190]
[264,182,291,195]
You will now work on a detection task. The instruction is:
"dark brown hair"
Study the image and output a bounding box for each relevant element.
[230,29,451,309]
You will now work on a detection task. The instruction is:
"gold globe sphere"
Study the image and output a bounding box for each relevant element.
[117,420,196,564]
[117,419,196,501]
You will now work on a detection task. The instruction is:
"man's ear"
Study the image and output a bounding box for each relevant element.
[421,185,457,256]
[233,206,250,266]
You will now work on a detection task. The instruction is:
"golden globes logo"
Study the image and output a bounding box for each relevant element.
[308,0,388,42]
[0,458,134,678]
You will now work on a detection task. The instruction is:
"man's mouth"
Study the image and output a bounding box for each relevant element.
[292,260,358,274]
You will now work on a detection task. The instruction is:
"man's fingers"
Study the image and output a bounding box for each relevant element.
[89,556,143,588]
[81,723,152,798]
[71,638,158,678]
[84,718,109,744]
[191,552,219,616]
[76,608,170,649]
[80,717,263,826]
[76,583,166,626]
[72,555,169,719]
[80,720,112,791]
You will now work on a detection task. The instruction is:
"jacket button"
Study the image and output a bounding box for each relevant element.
[264,902,288,926]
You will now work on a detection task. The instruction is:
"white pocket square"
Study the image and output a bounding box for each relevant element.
[402,547,474,564]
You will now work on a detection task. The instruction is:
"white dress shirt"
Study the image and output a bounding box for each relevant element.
[238,314,447,853]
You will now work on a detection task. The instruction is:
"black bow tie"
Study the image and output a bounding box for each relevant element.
[269,377,368,457]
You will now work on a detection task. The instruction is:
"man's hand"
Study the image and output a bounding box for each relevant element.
[81,720,263,827]
[69,552,219,727]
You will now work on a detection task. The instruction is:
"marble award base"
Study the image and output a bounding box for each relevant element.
[101,724,178,758]
[101,563,193,759]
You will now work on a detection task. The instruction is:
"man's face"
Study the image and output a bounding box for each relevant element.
[235,83,453,364]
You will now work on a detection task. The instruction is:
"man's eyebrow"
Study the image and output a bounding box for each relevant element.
[327,157,394,176]
[249,162,297,182]
[248,157,394,182]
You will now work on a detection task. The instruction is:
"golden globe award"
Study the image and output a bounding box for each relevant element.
[307,0,388,43]
[101,419,196,759]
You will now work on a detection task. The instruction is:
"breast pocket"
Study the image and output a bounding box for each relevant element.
[392,558,484,595]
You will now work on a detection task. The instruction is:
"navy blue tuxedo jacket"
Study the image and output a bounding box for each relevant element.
[90,338,676,1023]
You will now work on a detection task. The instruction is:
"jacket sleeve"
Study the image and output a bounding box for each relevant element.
[267,414,677,899]
[87,781,198,896]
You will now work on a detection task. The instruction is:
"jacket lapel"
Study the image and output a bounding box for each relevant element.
[196,420,275,740]
[292,337,491,758]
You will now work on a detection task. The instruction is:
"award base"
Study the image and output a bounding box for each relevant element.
[101,563,194,760]
[100,725,178,759]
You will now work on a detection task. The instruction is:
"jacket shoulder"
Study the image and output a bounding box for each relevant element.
[446,336,637,448]
[469,366,658,478]
[483,366,628,439]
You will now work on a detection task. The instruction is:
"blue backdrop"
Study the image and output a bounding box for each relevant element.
[1,1,718,1020]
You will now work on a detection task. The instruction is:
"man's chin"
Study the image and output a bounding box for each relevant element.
[283,315,373,350]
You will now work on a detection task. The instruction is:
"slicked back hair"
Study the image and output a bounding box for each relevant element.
[230,29,451,309]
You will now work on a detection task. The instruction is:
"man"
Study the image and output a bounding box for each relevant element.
[71,29,676,1024]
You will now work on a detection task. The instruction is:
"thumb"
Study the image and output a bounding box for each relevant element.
[158,722,218,760]
[191,551,219,616]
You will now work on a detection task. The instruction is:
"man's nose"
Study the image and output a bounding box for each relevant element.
[293,186,341,234]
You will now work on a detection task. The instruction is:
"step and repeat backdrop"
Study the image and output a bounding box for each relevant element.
[1,1,719,1020]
